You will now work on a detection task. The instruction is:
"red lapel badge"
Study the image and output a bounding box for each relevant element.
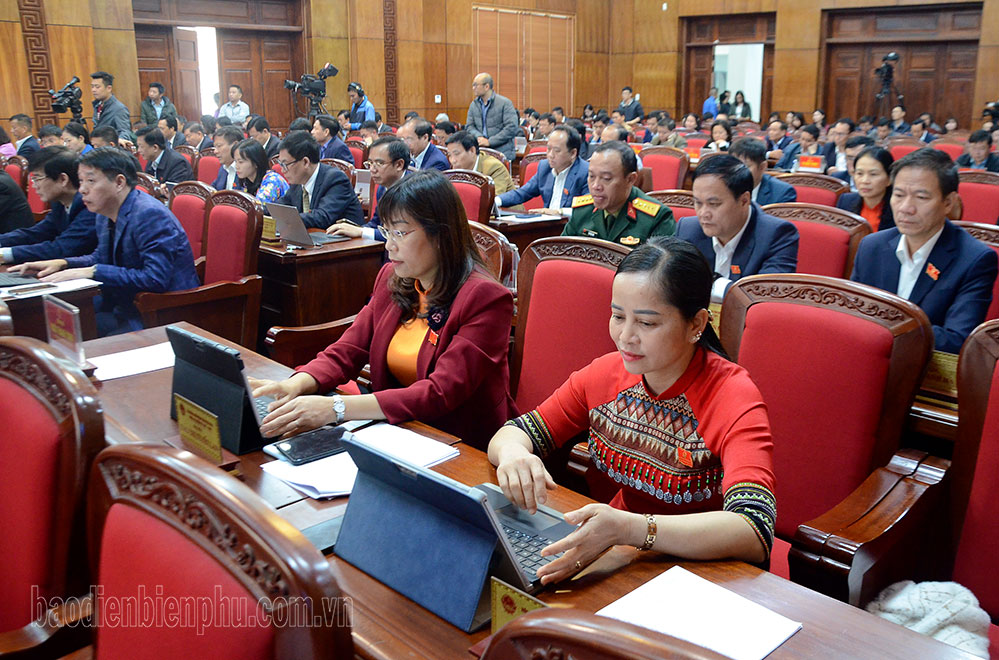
[627,202,637,220]
[926,263,940,281]
[428,329,439,346]
[730,265,741,275]
[676,446,694,467]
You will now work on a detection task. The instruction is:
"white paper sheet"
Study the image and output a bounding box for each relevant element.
[596,566,802,660]
[88,342,175,381]
[0,277,100,300]
[260,423,459,499]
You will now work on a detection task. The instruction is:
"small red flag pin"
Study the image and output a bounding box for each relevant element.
[627,203,636,220]
[676,446,693,467]
[731,264,741,275]
[428,330,439,346]
[926,263,940,281]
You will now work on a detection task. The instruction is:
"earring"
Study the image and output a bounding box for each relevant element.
[691,332,702,343]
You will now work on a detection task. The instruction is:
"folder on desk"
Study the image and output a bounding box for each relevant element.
[334,437,575,632]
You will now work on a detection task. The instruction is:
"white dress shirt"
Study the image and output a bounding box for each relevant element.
[895,225,945,300]
[223,163,238,190]
[218,101,250,125]
[710,206,753,303]
[546,161,572,212]
[15,136,31,151]
[413,143,432,169]
[302,164,321,211]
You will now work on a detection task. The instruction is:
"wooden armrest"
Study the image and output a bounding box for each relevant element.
[789,449,951,606]
[194,256,206,283]
[0,593,92,656]
[357,364,373,392]
[135,275,262,347]
[265,315,357,368]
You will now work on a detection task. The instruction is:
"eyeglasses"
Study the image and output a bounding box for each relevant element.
[29,174,48,185]
[278,158,302,169]
[377,225,418,241]
[364,159,391,169]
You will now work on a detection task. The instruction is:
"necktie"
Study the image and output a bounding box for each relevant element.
[303,188,311,213]
[96,102,104,121]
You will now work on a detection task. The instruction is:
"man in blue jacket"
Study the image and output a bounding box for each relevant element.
[0,147,97,264]
[497,125,589,214]
[11,147,200,336]
[729,137,796,206]
[399,119,449,172]
[346,82,376,131]
[851,149,998,353]
[678,154,799,303]
[90,71,132,143]
[312,114,354,163]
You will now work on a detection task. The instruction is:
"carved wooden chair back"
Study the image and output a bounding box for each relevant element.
[762,202,872,278]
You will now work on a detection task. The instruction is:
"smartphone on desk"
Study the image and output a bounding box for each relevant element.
[275,425,347,465]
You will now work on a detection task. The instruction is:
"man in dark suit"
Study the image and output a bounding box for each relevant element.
[328,136,410,242]
[497,125,589,213]
[910,119,937,144]
[679,154,799,303]
[248,116,282,159]
[10,114,39,158]
[852,149,997,353]
[764,120,793,159]
[137,127,193,184]
[0,169,34,234]
[0,146,97,264]
[955,130,999,173]
[182,121,214,152]
[398,119,449,172]
[10,147,200,336]
[278,131,364,229]
[157,116,186,150]
[312,114,353,163]
[890,105,911,136]
[729,137,796,206]
[822,118,853,174]
[209,126,245,192]
[90,71,132,143]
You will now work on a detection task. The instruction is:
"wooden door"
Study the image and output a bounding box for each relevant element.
[135,26,175,121]
[172,28,202,121]
[217,30,300,132]
[684,46,713,117]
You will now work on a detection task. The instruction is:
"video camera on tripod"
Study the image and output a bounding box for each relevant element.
[874,52,900,101]
[49,76,85,122]
[284,63,338,118]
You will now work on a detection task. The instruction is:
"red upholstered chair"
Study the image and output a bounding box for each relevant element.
[683,133,711,150]
[4,154,28,193]
[321,158,356,187]
[639,146,690,190]
[526,139,548,154]
[775,172,849,207]
[648,189,696,220]
[197,147,221,185]
[762,202,872,278]
[444,169,495,224]
[136,190,263,347]
[513,153,547,211]
[87,444,353,659]
[345,139,367,169]
[169,181,214,260]
[931,139,966,161]
[512,237,629,413]
[954,222,999,321]
[481,608,726,660]
[884,137,927,161]
[27,174,50,221]
[957,170,999,224]
[174,145,199,172]
[720,274,933,581]
[0,337,102,656]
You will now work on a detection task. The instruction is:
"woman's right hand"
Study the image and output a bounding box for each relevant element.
[496,447,557,514]
[249,377,301,411]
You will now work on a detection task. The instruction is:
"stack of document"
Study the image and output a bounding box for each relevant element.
[260,423,459,499]
[596,566,802,660]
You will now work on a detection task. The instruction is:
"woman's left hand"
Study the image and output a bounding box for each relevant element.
[535,504,641,585]
[259,395,337,438]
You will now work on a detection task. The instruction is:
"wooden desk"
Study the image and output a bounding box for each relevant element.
[3,285,100,341]
[489,216,568,255]
[83,325,965,659]
[257,237,384,337]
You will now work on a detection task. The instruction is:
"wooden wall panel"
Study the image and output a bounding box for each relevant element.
[396,41,425,114]
[446,43,474,121]
[136,26,174,115]
[46,25,98,119]
[0,21,34,129]
[575,0,608,53]
[421,42,447,117]
[45,0,94,26]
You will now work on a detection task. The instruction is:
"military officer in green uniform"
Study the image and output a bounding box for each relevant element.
[562,141,675,247]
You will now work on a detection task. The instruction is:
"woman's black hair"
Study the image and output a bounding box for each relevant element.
[234,138,269,195]
[853,146,894,200]
[615,236,728,359]
[710,119,732,143]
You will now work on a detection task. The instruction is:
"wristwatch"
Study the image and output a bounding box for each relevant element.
[331,394,346,424]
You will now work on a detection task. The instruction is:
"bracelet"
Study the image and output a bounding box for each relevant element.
[638,513,657,551]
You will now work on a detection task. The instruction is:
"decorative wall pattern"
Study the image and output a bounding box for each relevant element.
[17,0,58,126]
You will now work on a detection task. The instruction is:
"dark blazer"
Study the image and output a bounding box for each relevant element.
[837,192,895,231]
[210,165,243,192]
[916,132,937,144]
[775,142,823,171]
[280,163,364,229]
[677,203,799,297]
[0,170,34,233]
[16,136,39,158]
[415,144,450,172]
[146,148,193,184]
[498,157,589,208]
[955,153,999,173]
[766,134,793,153]
[821,142,844,170]
[64,188,200,336]
[92,95,132,140]
[0,193,97,262]
[167,133,187,149]
[261,135,282,160]
[194,136,214,152]
[320,136,353,163]
[756,174,797,206]
[296,263,518,449]
[830,169,851,187]
[851,220,998,353]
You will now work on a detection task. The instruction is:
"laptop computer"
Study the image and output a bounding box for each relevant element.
[338,436,576,592]
[265,202,350,248]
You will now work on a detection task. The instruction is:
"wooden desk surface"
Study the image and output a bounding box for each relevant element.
[489,215,568,256]
[257,236,384,339]
[83,324,967,660]
[0,266,100,341]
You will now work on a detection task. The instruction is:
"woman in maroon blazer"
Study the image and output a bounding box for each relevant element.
[251,170,517,449]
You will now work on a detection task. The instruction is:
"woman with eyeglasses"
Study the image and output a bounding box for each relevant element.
[251,169,517,449]
[233,138,288,203]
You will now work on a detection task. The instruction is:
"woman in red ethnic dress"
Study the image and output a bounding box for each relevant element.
[488,236,776,583]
